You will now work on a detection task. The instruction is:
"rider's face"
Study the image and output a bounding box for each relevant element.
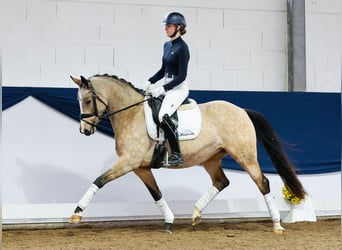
[165,24,177,37]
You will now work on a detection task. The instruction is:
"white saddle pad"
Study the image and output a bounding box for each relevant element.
[144,97,202,141]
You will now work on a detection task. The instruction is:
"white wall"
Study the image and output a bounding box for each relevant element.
[2,0,340,91]
[305,0,342,92]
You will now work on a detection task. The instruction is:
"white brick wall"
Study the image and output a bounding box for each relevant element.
[1,0,341,92]
[305,0,342,92]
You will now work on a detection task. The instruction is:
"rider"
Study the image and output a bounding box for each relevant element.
[144,12,190,166]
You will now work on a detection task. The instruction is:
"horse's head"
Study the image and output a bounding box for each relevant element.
[71,75,108,136]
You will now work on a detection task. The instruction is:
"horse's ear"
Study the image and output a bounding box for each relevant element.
[70,75,90,89]
[70,75,81,86]
[80,76,90,89]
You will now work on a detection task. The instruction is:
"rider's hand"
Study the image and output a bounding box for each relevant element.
[143,81,151,94]
[151,86,166,98]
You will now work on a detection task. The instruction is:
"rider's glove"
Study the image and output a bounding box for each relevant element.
[143,80,151,94]
[151,86,166,98]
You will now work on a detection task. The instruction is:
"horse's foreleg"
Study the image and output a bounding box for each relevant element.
[70,183,99,223]
[156,198,174,233]
[134,168,174,233]
[70,156,134,224]
[192,155,229,226]
[191,186,220,226]
[69,175,107,223]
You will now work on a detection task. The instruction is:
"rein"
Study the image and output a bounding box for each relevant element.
[80,81,150,127]
[103,98,150,119]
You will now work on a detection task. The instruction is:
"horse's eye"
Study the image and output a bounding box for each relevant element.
[85,100,91,105]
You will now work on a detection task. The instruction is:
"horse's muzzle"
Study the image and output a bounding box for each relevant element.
[80,127,94,136]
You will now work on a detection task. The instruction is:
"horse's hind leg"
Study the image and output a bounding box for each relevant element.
[134,168,174,233]
[238,157,284,234]
[192,153,229,226]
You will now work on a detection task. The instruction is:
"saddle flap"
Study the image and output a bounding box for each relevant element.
[144,97,201,141]
[148,97,178,127]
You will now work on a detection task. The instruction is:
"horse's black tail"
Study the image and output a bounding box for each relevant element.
[245,109,305,200]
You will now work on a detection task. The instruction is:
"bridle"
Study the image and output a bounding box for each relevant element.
[79,81,107,128]
[79,81,150,128]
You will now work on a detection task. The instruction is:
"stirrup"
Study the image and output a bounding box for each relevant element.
[163,152,184,167]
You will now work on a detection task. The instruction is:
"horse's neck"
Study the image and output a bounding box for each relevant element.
[105,82,144,135]
[108,91,142,111]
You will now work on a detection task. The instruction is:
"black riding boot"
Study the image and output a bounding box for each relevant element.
[160,114,184,166]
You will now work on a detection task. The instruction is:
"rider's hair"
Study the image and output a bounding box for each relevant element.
[179,25,187,36]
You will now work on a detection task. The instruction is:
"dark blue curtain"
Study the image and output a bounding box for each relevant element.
[2,86,341,174]
[190,91,341,175]
[2,87,113,136]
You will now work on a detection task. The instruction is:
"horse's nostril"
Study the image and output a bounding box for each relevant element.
[80,127,92,136]
[84,129,91,136]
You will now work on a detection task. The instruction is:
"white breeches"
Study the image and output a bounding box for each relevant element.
[158,78,189,122]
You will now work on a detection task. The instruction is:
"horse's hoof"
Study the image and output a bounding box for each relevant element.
[191,215,202,226]
[273,222,285,234]
[69,214,82,224]
[163,222,172,234]
[191,207,202,226]
[163,223,172,234]
[274,229,284,234]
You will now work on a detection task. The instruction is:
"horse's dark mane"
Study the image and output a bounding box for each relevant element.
[92,73,143,95]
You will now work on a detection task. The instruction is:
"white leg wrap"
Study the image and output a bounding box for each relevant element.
[195,186,219,212]
[264,193,280,223]
[77,184,99,211]
[156,197,174,224]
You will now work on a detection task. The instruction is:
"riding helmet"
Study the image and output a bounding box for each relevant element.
[163,12,186,27]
